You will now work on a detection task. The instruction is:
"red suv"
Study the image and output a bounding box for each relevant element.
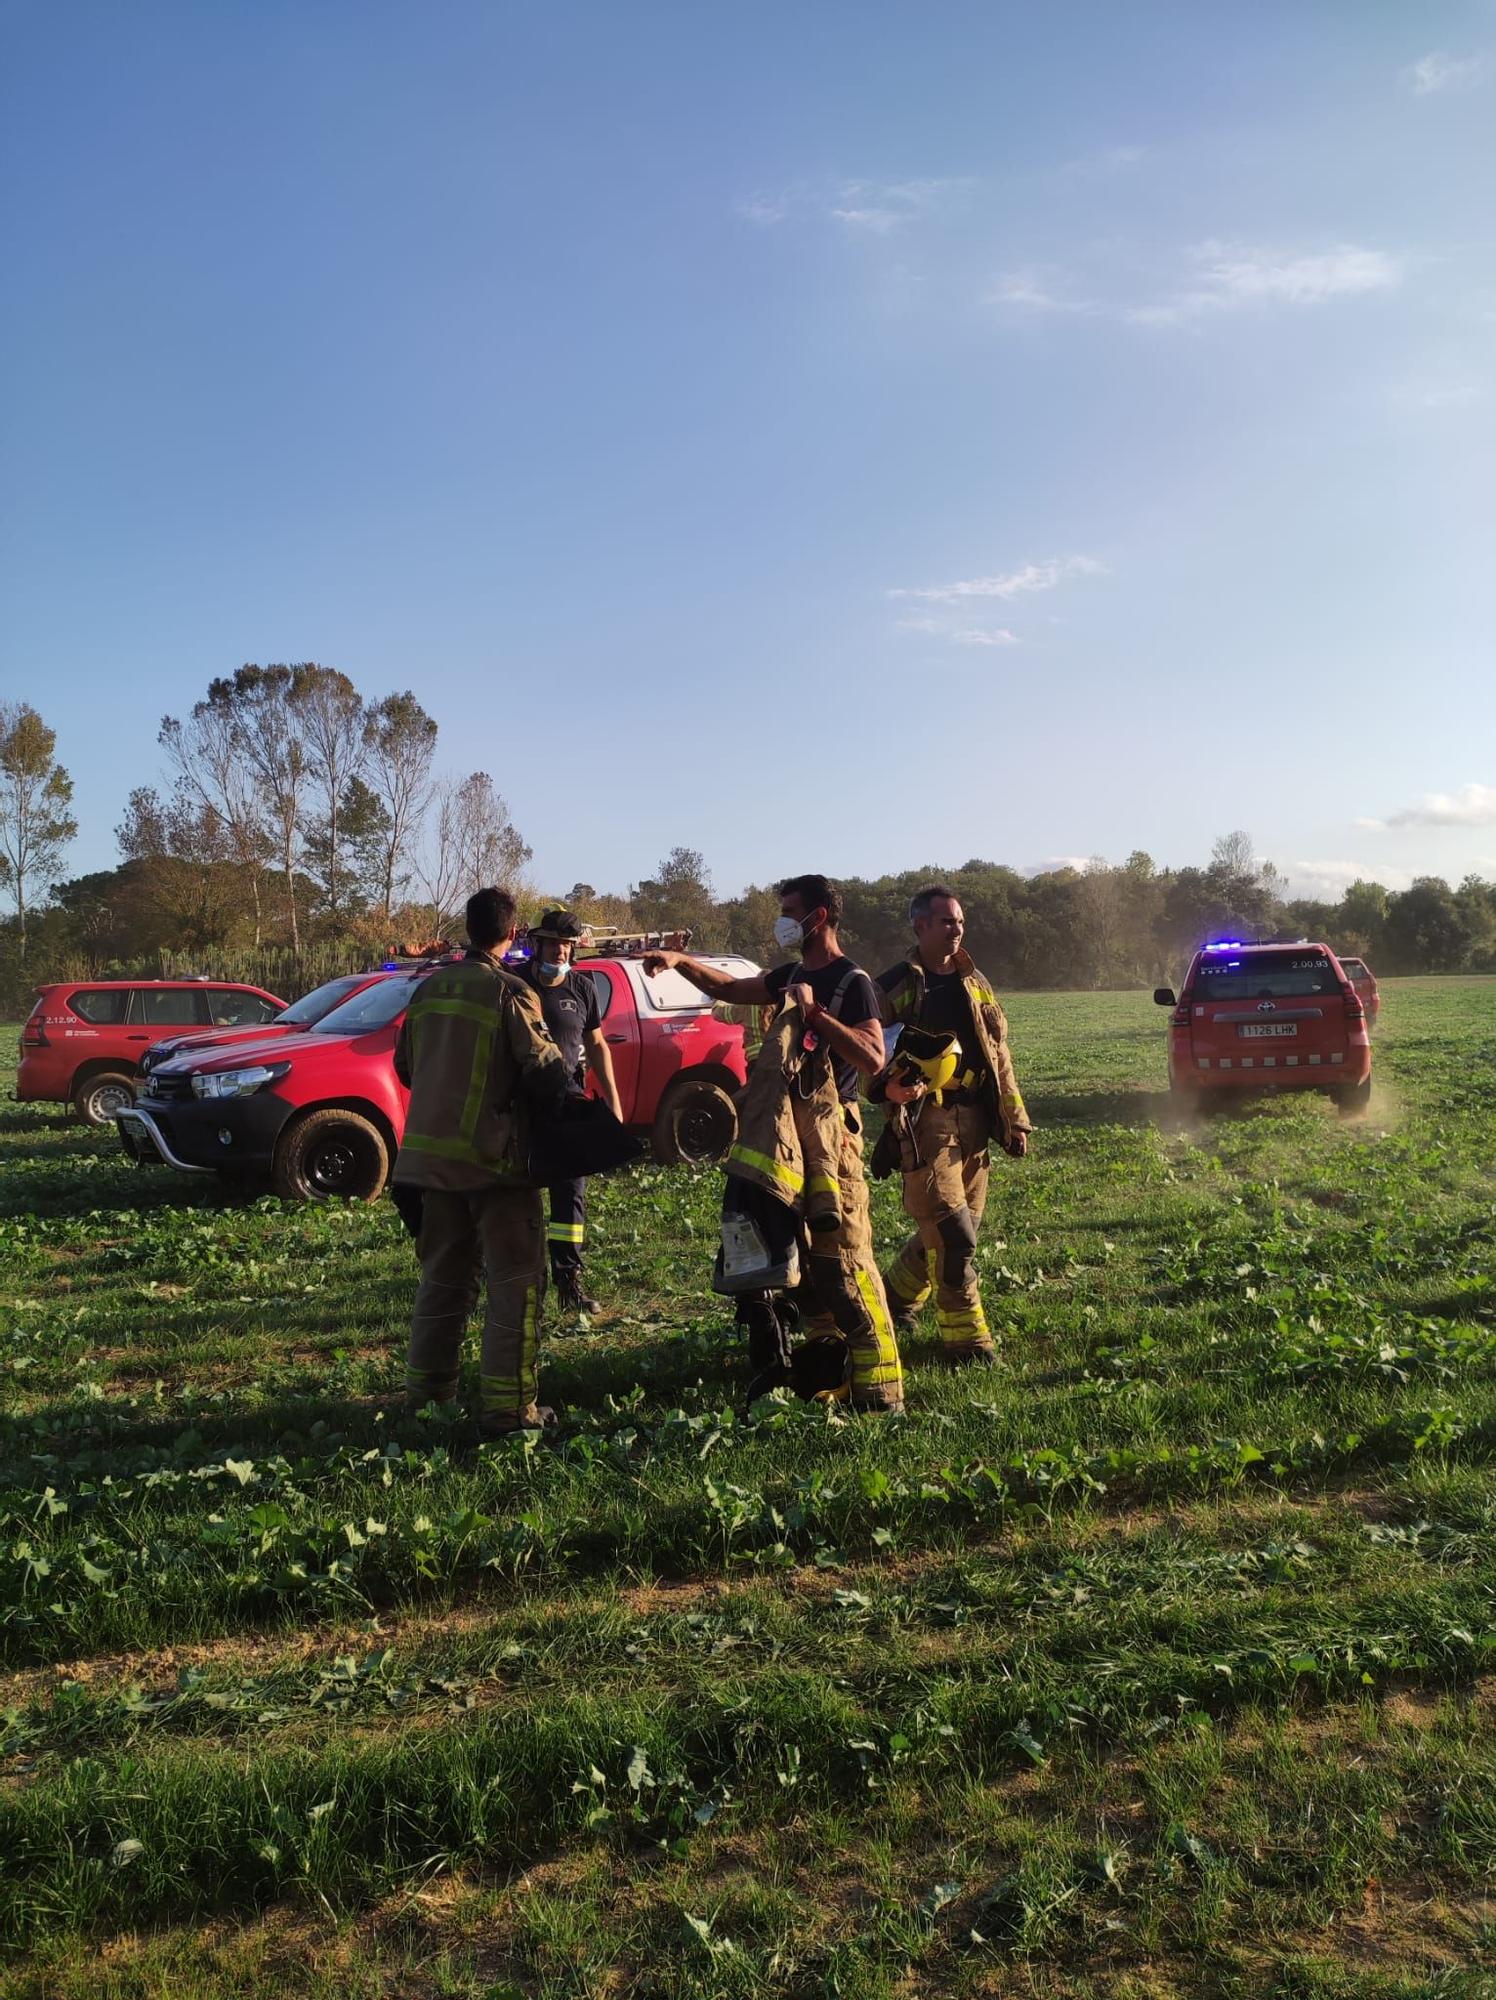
[1154,941,1371,1113]
[115,949,759,1199]
[1337,956,1381,1030]
[17,979,285,1125]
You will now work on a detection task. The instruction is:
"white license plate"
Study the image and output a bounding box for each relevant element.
[1239,1023,1297,1039]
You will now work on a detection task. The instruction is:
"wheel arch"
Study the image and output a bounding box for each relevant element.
[70,1056,137,1093]
[665,1060,742,1104]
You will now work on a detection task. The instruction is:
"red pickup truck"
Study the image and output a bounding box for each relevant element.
[116,950,758,1199]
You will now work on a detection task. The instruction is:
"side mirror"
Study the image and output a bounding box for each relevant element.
[1153,987,1177,1007]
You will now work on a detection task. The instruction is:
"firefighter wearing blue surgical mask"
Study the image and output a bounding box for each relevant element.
[519,908,624,1315]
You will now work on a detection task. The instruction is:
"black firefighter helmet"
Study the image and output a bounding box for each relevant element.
[531,907,587,944]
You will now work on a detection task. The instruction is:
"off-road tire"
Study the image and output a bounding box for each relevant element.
[1335,1078,1372,1117]
[651,1077,737,1166]
[1167,1079,1205,1122]
[272,1108,389,1202]
[73,1071,137,1127]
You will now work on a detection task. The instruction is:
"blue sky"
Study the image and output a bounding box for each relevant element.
[3,0,1493,906]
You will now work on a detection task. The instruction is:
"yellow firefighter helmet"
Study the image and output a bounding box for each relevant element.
[893,1026,962,1102]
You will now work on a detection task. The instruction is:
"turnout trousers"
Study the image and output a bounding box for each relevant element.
[547,1176,587,1280]
[802,1111,905,1411]
[405,1185,548,1430]
[882,1098,996,1358]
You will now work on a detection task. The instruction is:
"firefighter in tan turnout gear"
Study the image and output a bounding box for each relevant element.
[875,885,1031,1365]
[393,887,568,1436]
[644,874,905,1413]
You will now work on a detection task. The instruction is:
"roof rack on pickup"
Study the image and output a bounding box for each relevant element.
[577,927,693,958]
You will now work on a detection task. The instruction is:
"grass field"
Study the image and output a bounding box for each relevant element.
[1,981,1493,2000]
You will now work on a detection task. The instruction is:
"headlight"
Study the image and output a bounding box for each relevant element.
[191,1063,288,1100]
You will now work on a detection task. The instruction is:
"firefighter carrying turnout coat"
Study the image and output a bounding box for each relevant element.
[875,948,1032,1362]
[726,993,903,1412]
[394,950,566,1432]
[725,999,845,1234]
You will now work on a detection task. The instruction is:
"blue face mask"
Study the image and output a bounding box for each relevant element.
[535,958,568,986]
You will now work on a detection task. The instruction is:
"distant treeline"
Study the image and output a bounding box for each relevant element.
[2,690,1493,1009]
[5,834,1494,1014]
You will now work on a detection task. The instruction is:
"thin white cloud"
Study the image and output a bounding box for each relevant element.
[1365,782,1496,829]
[829,177,970,232]
[830,206,903,233]
[987,269,1094,315]
[1129,242,1401,327]
[1027,856,1090,876]
[1391,372,1485,412]
[1286,859,1415,896]
[1405,50,1487,96]
[894,611,1019,648]
[889,555,1104,605]
[737,194,790,227]
[737,176,971,233]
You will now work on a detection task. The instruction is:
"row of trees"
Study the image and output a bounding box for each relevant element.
[3,689,1495,1007]
[2,671,531,977]
[142,665,530,953]
[593,838,1496,989]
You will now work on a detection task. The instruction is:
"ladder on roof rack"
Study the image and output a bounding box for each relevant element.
[576,926,693,958]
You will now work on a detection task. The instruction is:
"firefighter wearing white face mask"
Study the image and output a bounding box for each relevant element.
[519,908,624,1316]
[644,874,904,1413]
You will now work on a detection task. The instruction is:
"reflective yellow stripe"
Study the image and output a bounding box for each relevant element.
[852,1267,903,1391]
[547,1223,584,1243]
[401,1131,522,1170]
[728,1143,804,1195]
[885,1253,928,1306]
[938,1304,991,1339]
[806,1174,839,1196]
[480,1287,540,1418]
[405,1366,457,1388]
[521,1284,538,1398]
[409,995,500,1031]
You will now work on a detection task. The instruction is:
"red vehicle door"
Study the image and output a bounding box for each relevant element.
[578,962,640,1123]
[126,985,212,1062]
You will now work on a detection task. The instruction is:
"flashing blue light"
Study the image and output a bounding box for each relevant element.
[1204,939,1247,950]
[381,960,401,970]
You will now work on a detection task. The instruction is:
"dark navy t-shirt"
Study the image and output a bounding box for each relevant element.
[521,962,601,1084]
[763,957,880,1101]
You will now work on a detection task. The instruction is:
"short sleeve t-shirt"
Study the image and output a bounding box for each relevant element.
[521,962,600,1084]
[876,960,985,1085]
[763,956,880,1101]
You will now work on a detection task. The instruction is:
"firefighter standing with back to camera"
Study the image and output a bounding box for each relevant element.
[393,887,567,1436]
[519,907,624,1314]
[875,884,1031,1365]
[643,874,904,1413]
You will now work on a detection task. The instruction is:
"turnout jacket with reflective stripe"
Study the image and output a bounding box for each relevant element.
[877,950,1032,1145]
[724,1001,845,1226]
[393,952,566,1190]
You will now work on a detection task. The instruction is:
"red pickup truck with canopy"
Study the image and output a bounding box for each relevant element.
[116,937,759,1199]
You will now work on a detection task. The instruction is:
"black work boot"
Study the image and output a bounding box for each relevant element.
[554,1271,598,1316]
[941,1342,999,1369]
[740,1294,793,1404]
[479,1403,557,1440]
